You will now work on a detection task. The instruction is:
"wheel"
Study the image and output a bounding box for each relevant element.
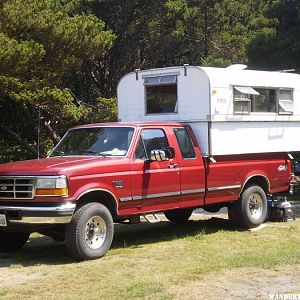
[0,230,30,252]
[230,184,267,228]
[65,202,114,260]
[164,208,193,223]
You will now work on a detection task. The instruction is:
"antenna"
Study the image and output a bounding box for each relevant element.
[37,105,41,159]
[64,88,98,110]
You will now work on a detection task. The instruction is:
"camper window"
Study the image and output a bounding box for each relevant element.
[233,86,257,114]
[234,86,293,115]
[278,89,293,115]
[144,75,178,114]
[252,88,276,113]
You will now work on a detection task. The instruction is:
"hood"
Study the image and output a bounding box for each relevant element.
[0,156,129,177]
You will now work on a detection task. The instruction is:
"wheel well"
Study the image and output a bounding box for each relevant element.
[77,190,118,218]
[242,175,270,195]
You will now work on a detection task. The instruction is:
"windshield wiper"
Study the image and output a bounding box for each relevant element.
[51,151,65,157]
[77,150,107,157]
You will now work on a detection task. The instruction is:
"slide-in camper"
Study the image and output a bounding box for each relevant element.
[117,64,300,156]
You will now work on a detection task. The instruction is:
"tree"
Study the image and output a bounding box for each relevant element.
[0,0,115,161]
[202,0,277,67]
[84,0,277,97]
[248,0,300,71]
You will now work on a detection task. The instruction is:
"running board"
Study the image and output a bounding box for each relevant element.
[142,214,160,223]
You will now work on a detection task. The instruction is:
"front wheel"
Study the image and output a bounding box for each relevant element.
[65,202,114,260]
[229,184,267,229]
[0,230,30,252]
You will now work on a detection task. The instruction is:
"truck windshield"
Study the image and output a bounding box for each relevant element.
[50,127,135,157]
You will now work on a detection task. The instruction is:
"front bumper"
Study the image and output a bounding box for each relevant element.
[0,202,76,225]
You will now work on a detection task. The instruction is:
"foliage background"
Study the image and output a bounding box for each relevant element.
[0,0,299,162]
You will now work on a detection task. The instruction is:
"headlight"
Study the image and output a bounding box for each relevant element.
[35,176,68,196]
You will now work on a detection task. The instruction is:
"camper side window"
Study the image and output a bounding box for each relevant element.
[252,88,276,113]
[144,75,178,114]
[278,89,293,115]
[233,86,256,114]
[233,86,294,115]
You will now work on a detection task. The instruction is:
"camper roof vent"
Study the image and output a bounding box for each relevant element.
[226,64,248,71]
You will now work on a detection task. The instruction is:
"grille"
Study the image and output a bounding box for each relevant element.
[0,177,35,199]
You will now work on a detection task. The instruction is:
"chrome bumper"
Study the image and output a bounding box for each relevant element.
[0,202,76,224]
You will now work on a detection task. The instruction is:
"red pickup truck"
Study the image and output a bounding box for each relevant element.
[0,122,292,260]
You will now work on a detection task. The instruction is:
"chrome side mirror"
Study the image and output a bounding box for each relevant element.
[150,150,167,162]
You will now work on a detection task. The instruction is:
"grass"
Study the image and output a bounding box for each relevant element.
[0,216,300,299]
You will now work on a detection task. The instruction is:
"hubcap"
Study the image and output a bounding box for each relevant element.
[248,193,263,220]
[85,216,107,250]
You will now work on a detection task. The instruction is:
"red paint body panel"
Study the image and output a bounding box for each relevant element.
[0,122,292,218]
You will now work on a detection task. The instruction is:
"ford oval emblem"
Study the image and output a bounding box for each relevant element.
[0,186,7,191]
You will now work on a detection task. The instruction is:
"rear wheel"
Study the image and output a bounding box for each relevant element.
[0,230,30,252]
[65,202,114,260]
[229,184,267,228]
[164,208,193,223]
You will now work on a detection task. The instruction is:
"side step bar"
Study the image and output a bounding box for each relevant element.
[142,214,160,223]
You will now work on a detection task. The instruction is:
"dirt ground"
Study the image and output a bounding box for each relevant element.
[169,265,300,300]
[1,262,299,299]
[1,209,299,299]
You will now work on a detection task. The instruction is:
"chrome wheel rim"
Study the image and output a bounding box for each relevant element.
[248,193,263,220]
[85,216,107,250]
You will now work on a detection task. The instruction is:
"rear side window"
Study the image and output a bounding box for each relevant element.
[174,128,196,159]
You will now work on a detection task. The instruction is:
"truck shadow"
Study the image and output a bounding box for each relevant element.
[112,216,234,249]
[0,216,235,267]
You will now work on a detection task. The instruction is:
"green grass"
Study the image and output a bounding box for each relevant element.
[0,217,300,299]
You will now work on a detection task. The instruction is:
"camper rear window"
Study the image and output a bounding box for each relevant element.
[144,75,178,114]
[233,86,293,115]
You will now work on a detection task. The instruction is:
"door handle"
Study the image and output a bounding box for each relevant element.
[168,163,178,169]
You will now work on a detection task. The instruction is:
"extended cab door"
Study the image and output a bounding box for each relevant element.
[124,127,181,213]
[172,126,206,207]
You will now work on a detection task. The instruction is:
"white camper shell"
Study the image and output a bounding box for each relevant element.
[117,65,300,156]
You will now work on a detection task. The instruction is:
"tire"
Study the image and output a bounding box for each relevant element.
[230,184,267,229]
[164,208,193,223]
[65,202,114,260]
[0,230,30,253]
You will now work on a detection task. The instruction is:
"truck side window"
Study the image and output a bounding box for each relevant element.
[174,128,196,159]
[135,129,169,159]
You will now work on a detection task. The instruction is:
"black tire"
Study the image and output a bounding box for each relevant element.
[164,208,193,223]
[0,230,30,253]
[230,184,267,229]
[65,202,114,260]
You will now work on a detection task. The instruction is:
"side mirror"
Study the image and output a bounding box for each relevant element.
[150,147,175,162]
[150,150,167,162]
